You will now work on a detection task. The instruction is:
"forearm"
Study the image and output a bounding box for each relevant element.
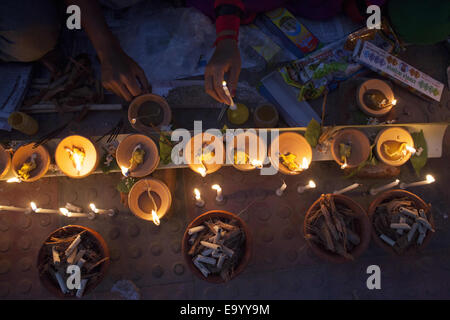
[64,0,120,61]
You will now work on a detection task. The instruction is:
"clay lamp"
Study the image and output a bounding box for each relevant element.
[128,178,172,224]
[226,130,266,172]
[0,145,11,179]
[269,132,312,175]
[357,79,396,117]
[375,127,415,166]
[128,94,172,134]
[11,143,50,182]
[55,135,99,179]
[331,129,371,169]
[253,104,279,128]
[116,134,160,178]
[185,132,224,177]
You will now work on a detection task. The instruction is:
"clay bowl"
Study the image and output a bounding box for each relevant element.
[37,225,110,298]
[12,143,50,182]
[368,189,433,255]
[253,104,279,128]
[0,145,11,179]
[185,132,225,176]
[128,178,172,222]
[303,194,371,263]
[357,79,395,117]
[331,129,371,168]
[116,134,160,178]
[55,135,99,179]
[182,210,252,283]
[375,127,414,166]
[128,94,172,134]
[226,130,267,171]
[269,132,312,175]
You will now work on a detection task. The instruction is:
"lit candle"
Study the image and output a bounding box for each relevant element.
[250,159,263,169]
[370,179,400,195]
[198,166,207,177]
[120,166,130,177]
[0,205,27,212]
[400,174,435,189]
[301,157,310,170]
[194,188,205,207]
[297,180,316,194]
[89,203,116,216]
[151,210,160,226]
[6,177,21,183]
[333,183,361,195]
[59,207,93,219]
[211,184,224,202]
[222,81,237,110]
[28,202,59,214]
[276,180,287,196]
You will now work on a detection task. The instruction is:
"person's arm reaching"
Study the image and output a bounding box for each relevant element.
[65,0,150,101]
[205,0,244,105]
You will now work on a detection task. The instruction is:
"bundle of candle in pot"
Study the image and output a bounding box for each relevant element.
[185,214,247,282]
[304,194,371,263]
[37,225,110,298]
[369,190,434,255]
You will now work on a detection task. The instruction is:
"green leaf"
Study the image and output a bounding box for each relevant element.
[99,148,119,174]
[116,177,138,194]
[410,130,428,176]
[305,119,321,148]
[159,133,173,165]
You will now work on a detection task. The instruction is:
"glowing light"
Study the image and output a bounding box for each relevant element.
[406,145,416,154]
[30,202,37,212]
[426,175,435,183]
[151,210,160,226]
[198,166,207,177]
[59,207,71,217]
[7,177,20,183]
[65,147,83,174]
[211,184,222,192]
[301,157,309,170]
[89,203,99,213]
[250,159,263,168]
[222,81,227,87]
[341,163,348,169]
[194,188,201,200]
[121,166,130,177]
[392,99,397,106]
[308,180,316,188]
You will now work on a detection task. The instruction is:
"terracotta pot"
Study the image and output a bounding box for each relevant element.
[269,132,312,175]
[128,94,172,134]
[357,79,395,117]
[37,225,110,298]
[0,145,11,179]
[331,128,370,168]
[116,134,160,178]
[303,194,371,263]
[55,135,99,179]
[182,210,252,283]
[253,104,279,128]
[375,127,414,166]
[128,178,172,222]
[185,132,224,176]
[225,130,266,172]
[368,189,433,255]
[12,143,50,182]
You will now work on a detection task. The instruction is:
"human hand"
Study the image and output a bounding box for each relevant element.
[205,38,241,104]
[100,48,150,101]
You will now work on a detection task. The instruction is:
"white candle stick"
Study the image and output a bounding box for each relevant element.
[59,208,94,219]
[370,179,400,195]
[211,184,224,202]
[194,188,205,207]
[89,203,116,216]
[333,183,361,195]
[276,180,287,197]
[297,180,316,194]
[400,174,435,189]
[222,81,237,110]
[29,202,59,214]
[0,205,27,212]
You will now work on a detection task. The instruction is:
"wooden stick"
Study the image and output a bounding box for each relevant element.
[321,89,329,128]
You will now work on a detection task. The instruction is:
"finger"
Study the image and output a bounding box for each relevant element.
[106,82,125,100]
[115,83,133,102]
[205,72,222,103]
[135,68,150,93]
[213,69,231,105]
[228,64,241,97]
[123,75,142,97]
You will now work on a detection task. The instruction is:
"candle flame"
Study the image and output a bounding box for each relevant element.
[250,159,263,168]
[89,203,99,213]
[194,188,201,200]
[30,202,37,212]
[198,166,207,177]
[392,99,397,106]
[7,177,20,183]
[426,175,435,183]
[211,184,222,192]
[65,147,83,174]
[341,163,348,169]
[59,207,71,217]
[301,157,309,170]
[222,81,227,87]
[308,180,316,188]
[405,145,416,154]
[121,166,130,177]
[151,210,160,226]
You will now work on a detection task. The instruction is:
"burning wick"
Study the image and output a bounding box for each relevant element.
[297,180,316,194]
[7,177,21,183]
[194,188,205,207]
[341,161,348,170]
[405,145,416,155]
[59,207,71,217]
[212,184,224,202]
[89,203,115,216]
[381,98,397,108]
[222,81,237,110]
[121,166,130,177]
[198,166,207,177]
[333,183,361,195]
[65,147,84,174]
[300,157,310,170]
[151,210,160,226]
[400,174,435,189]
[30,201,38,213]
[26,202,59,214]
[250,159,263,169]
[370,179,400,195]
[276,180,287,197]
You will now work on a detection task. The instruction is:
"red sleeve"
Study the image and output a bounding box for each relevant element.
[214,0,244,45]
